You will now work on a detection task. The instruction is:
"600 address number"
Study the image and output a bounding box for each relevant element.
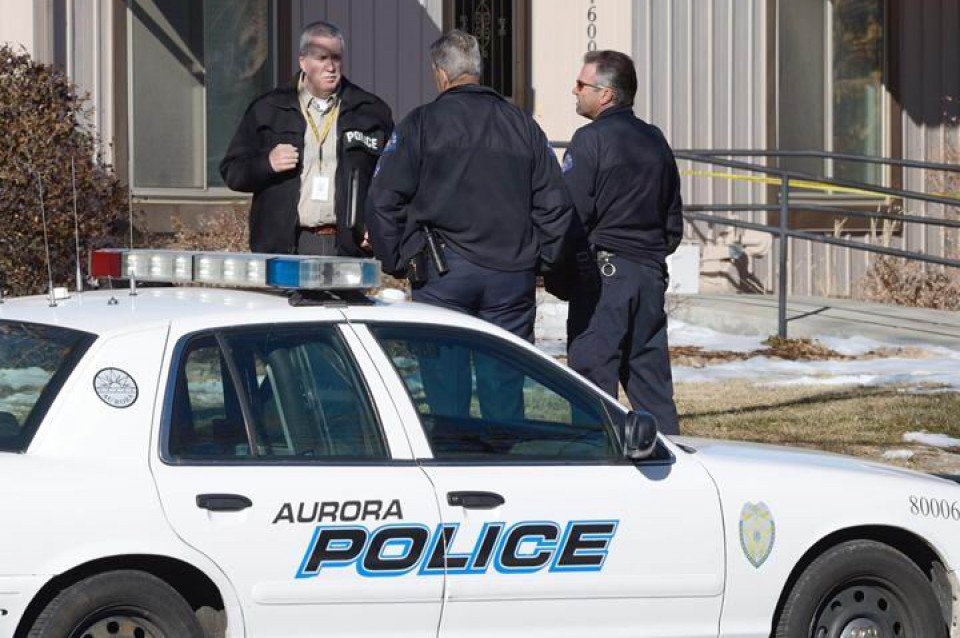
[909,496,960,520]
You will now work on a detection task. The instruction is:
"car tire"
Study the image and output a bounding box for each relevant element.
[775,539,946,638]
[27,570,205,638]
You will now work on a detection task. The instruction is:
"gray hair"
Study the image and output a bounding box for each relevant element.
[299,20,345,54]
[430,30,482,81]
[583,50,637,106]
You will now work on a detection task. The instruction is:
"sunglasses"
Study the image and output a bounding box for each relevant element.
[576,79,608,91]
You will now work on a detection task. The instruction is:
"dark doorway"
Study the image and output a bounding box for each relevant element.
[444,0,529,108]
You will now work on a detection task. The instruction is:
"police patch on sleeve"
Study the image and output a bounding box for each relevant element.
[562,151,574,173]
[384,131,399,153]
[343,129,384,154]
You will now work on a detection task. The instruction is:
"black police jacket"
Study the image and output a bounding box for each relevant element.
[220,76,393,255]
[561,105,684,265]
[366,84,579,276]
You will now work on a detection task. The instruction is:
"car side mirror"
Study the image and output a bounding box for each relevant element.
[621,410,658,460]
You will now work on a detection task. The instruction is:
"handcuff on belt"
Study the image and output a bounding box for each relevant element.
[596,250,617,277]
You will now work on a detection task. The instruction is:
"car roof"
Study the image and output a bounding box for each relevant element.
[0,287,495,337]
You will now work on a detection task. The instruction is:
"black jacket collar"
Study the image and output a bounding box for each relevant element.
[265,75,375,112]
[594,104,636,121]
[436,83,505,101]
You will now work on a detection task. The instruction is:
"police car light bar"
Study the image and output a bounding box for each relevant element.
[90,249,381,290]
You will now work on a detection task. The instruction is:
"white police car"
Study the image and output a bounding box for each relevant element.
[0,249,958,638]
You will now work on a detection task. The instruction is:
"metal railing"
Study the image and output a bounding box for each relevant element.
[675,150,960,337]
[552,142,960,338]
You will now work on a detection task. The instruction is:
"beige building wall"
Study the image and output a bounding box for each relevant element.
[0,0,38,58]
[530,0,633,145]
[0,1,118,165]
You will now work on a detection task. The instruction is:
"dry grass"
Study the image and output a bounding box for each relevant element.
[675,380,960,474]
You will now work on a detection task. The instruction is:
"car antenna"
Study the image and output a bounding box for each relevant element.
[24,154,58,307]
[126,181,137,296]
[71,154,83,294]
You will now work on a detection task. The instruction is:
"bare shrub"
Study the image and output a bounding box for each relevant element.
[858,98,960,309]
[860,256,960,310]
[859,213,960,310]
[165,206,249,253]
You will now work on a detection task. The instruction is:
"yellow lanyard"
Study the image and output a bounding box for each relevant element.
[301,97,339,165]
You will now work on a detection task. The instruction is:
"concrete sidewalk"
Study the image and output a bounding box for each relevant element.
[670,294,960,349]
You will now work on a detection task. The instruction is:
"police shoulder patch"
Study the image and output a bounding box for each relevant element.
[384,131,399,153]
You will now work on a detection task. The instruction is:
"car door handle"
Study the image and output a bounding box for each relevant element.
[447,491,505,509]
[196,493,253,512]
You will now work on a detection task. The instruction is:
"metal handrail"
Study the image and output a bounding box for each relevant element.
[676,151,960,209]
[675,150,960,337]
[681,149,960,173]
[550,143,960,338]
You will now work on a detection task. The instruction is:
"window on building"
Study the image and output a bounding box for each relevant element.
[129,0,277,192]
[779,0,886,187]
[832,0,885,183]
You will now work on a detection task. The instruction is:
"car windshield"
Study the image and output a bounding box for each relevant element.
[0,321,95,452]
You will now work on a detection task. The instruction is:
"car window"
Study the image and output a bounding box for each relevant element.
[370,325,619,461]
[167,326,387,461]
[0,321,95,452]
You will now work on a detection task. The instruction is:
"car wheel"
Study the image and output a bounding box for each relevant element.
[28,570,205,638]
[776,540,946,638]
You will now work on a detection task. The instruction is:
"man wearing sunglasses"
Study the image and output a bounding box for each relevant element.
[562,50,684,435]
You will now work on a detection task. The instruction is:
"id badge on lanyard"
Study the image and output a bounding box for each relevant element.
[303,100,338,203]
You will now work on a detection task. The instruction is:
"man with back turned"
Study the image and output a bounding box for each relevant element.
[367,29,578,342]
[367,29,580,421]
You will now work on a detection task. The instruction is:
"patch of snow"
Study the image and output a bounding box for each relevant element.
[817,335,890,356]
[377,288,408,303]
[533,295,960,392]
[673,356,960,391]
[882,449,916,460]
[903,432,960,449]
[668,320,764,353]
[760,374,879,387]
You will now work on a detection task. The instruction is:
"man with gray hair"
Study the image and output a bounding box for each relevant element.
[367,30,583,420]
[221,20,392,256]
[368,29,579,339]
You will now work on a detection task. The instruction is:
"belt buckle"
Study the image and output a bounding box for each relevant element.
[304,225,336,236]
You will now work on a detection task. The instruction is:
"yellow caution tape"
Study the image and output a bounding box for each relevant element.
[681,169,960,201]
[681,169,883,197]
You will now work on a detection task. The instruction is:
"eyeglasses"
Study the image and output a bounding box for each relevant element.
[575,79,608,91]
